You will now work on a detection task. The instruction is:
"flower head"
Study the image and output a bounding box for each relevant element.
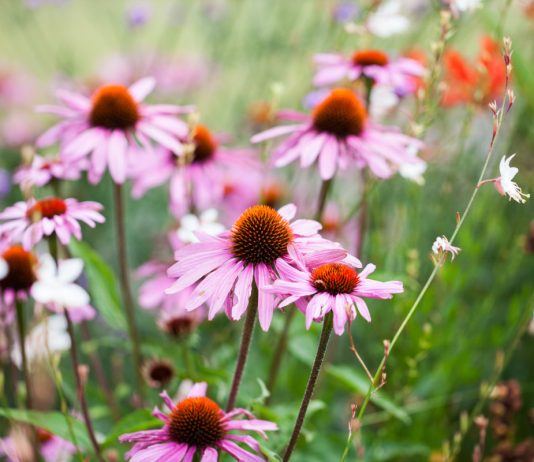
[252,88,424,180]
[119,382,277,461]
[130,124,260,217]
[166,204,354,331]
[432,236,461,262]
[267,261,403,335]
[14,154,87,189]
[495,155,530,204]
[313,50,425,95]
[0,197,105,249]
[442,36,506,107]
[36,77,191,184]
[0,245,37,295]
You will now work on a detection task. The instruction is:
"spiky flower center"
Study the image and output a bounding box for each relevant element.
[352,49,389,67]
[1,246,37,291]
[231,205,293,265]
[311,263,359,295]
[89,85,139,130]
[193,125,217,163]
[312,88,367,138]
[168,397,226,448]
[26,198,67,220]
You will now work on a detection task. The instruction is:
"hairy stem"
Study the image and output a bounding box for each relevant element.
[283,313,333,461]
[226,283,258,411]
[112,182,145,404]
[64,309,105,462]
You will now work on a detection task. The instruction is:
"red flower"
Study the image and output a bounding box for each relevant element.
[441,36,506,107]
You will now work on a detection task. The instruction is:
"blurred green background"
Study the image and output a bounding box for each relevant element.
[0,0,533,461]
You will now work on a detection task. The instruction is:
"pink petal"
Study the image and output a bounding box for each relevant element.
[107,130,129,184]
[129,77,156,102]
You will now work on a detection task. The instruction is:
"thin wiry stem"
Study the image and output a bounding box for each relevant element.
[64,309,105,462]
[340,44,514,462]
[226,282,258,411]
[112,182,145,404]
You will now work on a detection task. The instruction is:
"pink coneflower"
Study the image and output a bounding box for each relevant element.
[0,245,37,304]
[37,428,77,462]
[0,197,105,250]
[36,77,190,184]
[267,262,403,335]
[166,204,352,331]
[14,154,87,189]
[252,88,423,180]
[130,124,260,217]
[313,49,425,96]
[119,382,277,461]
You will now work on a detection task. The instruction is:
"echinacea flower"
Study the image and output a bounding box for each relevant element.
[166,204,353,330]
[36,77,191,184]
[119,382,277,461]
[31,254,95,322]
[142,359,175,389]
[14,154,87,189]
[130,124,260,217]
[266,262,403,335]
[0,197,105,249]
[432,236,461,261]
[252,88,424,180]
[0,245,37,304]
[312,50,425,96]
[494,155,530,204]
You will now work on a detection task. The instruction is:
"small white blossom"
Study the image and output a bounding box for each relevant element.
[176,209,225,244]
[451,0,483,13]
[31,254,90,309]
[432,236,461,261]
[11,315,70,368]
[367,1,410,38]
[495,155,530,204]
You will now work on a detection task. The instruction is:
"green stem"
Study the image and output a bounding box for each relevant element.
[112,182,145,404]
[15,300,32,410]
[226,283,258,411]
[314,179,334,222]
[283,313,333,461]
[64,309,105,462]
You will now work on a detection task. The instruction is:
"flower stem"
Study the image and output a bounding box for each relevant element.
[112,182,145,404]
[64,309,104,462]
[14,299,32,409]
[265,307,296,404]
[314,178,333,221]
[283,312,333,462]
[226,282,258,411]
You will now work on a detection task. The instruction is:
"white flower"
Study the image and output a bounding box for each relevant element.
[399,142,427,185]
[367,1,410,37]
[451,0,483,12]
[495,155,530,204]
[176,209,225,244]
[11,315,70,367]
[31,254,90,308]
[432,235,461,261]
[0,258,8,280]
[370,86,400,120]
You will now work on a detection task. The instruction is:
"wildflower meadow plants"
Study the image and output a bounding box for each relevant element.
[0,1,533,462]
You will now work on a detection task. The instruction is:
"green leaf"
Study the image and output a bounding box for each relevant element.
[102,409,161,449]
[327,365,411,424]
[257,441,282,462]
[0,408,92,450]
[69,239,126,330]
